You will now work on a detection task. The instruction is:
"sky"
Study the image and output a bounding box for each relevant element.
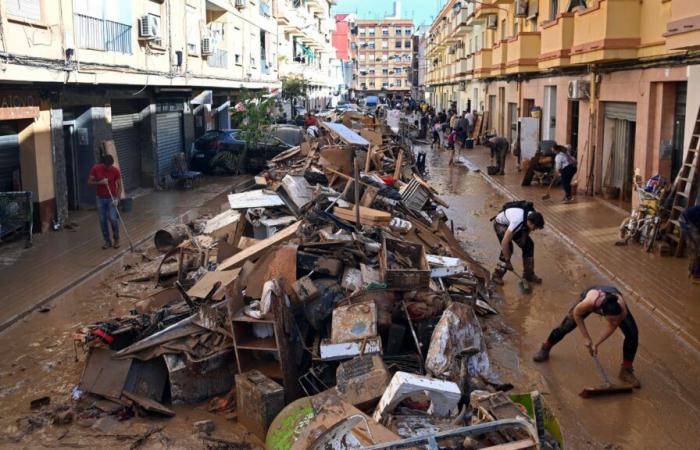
[332,0,446,28]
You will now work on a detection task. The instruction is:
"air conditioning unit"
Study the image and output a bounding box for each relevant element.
[515,0,528,17]
[235,0,247,8]
[568,79,590,100]
[139,15,159,39]
[486,15,497,29]
[201,37,213,55]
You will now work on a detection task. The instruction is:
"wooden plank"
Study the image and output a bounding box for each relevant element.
[393,151,404,179]
[217,221,301,271]
[187,268,241,299]
[483,438,537,450]
[333,205,391,226]
[228,190,285,209]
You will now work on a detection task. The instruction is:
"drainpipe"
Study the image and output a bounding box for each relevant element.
[585,64,598,196]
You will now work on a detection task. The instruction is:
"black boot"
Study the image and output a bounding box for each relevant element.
[523,257,542,284]
[532,345,550,362]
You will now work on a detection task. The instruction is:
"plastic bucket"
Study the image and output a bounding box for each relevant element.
[120,197,133,213]
[465,139,474,149]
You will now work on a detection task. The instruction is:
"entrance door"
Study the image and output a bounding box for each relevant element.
[488,95,497,132]
[671,82,687,180]
[111,112,141,193]
[603,101,637,204]
[156,112,184,184]
[543,86,557,140]
[508,102,518,145]
[569,100,579,155]
[62,124,79,210]
[499,87,505,135]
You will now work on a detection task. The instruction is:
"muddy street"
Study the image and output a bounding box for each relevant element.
[421,143,700,449]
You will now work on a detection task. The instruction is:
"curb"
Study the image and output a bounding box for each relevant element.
[0,185,233,335]
[468,158,700,356]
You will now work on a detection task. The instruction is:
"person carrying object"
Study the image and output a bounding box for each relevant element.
[88,154,122,249]
[491,200,545,285]
[532,285,641,388]
[554,144,578,202]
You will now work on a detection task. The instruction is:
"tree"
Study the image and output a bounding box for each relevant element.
[281,75,309,101]
[227,89,275,174]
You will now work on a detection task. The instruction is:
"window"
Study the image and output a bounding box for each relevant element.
[382,28,389,36]
[501,19,506,39]
[395,27,402,35]
[550,0,558,20]
[395,55,401,62]
[234,26,242,65]
[73,0,133,54]
[404,27,412,35]
[369,42,375,49]
[382,68,388,74]
[382,41,389,49]
[260,0,271,17]
[381,54,388,61]
[369,54,375,61]
[382,82,389,88]
[368,28,376,35]
[358,54,365,61]
[186,5,199,54]
[403,54,411,61]
[369,81,375,87]
[235,53,241,65]
[404,40,410,48]
[396,80,401,87]
[513,19,519,36]
[359,27,366,35]
[395,40,401,48]
[369,68,375,74]
[351,42,357,49]
[6,0,41,22]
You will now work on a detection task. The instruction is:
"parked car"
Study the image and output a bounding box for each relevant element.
[190,125,305,174]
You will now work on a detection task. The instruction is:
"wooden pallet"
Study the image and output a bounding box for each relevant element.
[665,110,700,256]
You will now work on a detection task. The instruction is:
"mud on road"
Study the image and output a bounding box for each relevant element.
[423,144,700,449]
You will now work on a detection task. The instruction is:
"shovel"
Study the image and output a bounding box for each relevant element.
[541,175,559,201]
[508,268,531,294]
[579,354,634,398]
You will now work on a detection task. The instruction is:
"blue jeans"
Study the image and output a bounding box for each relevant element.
[97,197,119,244]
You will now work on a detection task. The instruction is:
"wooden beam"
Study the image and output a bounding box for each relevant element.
[217,221,301,271]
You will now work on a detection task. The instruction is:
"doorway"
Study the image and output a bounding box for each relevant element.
[569,100,579,156]
[602,101,637,207]
[508,102,518,145]
[62,124,79,211]
[543,86,557,140]
[498,87,505,135]
[488,95,497,132]
[671,82,687,180]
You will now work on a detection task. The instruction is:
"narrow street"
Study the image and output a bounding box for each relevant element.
[421,142,700,449]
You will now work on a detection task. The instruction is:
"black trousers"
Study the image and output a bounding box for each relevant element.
[546,308,639,363]
[494,222,534,261]
[560,165,577,198]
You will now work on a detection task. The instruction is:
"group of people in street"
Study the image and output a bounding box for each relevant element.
[418,107,478,165]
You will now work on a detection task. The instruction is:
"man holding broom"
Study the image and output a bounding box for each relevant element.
[88,154,122,249]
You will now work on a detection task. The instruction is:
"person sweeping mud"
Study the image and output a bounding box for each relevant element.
[491,201,545,285]
[532,285,641,388]
[484,136,509,175]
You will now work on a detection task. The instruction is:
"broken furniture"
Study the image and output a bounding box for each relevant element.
[380,237,430,290]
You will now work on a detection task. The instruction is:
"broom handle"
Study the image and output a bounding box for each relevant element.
[591,354,611,386]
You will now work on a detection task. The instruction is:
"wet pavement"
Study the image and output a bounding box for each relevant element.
[0,147,698,448]
[422,143,700,449]
[458,147,700,353]
[0,177,247,333]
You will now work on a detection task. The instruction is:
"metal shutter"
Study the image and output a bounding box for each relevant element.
[604,102,637,122]
[0,124,20,192]
[111,113,141,192]
[156,112,184,182]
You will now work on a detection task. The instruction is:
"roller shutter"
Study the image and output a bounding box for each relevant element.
[0,123,20,192]
[604,102,636,122]
[156,112,184,182]
[111,113,141,192]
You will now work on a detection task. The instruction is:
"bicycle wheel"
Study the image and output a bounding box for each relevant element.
[645,219,660,253]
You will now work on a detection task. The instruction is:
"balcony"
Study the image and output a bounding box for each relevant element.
[473,3,500,20]
[473,48,492,78]
[570,0,641,65]
[538,13,575,69]
[490,39,508,75]
[74,13,132,54]
[664,0,700,51]
[505,32,540,74]
[456,57,473,78]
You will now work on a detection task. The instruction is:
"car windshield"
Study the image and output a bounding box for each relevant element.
[271,127,303,146]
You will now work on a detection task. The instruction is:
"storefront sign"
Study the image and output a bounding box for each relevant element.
[0,92,40,120]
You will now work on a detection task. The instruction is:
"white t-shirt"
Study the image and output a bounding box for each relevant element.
[555,152,570,171]
[495,208,525,232]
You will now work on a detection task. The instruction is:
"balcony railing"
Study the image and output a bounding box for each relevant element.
[74,13,132,54]
[208,49,228,68]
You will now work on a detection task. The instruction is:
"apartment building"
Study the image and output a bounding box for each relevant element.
[276,0,337,111]
[426,0,700,208]
[409,25,428,102]
[349,18,414,100]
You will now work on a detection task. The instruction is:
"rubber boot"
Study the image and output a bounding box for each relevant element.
[619,365,642,388]
[523,257,542,284]
[532,345,550,363]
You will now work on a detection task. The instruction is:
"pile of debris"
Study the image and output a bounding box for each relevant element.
[63,114,561,449]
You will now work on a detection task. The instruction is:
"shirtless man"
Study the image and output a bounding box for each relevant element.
[532,285,641,387]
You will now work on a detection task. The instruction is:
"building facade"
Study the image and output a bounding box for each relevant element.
[0,0,338,232]
[276,0,337,111]
[426,0,700,207]
[349,18,414,100]
[410,25,428,102]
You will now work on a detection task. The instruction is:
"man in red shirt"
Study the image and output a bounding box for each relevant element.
[88,155,122,249]
[304,112,317,127]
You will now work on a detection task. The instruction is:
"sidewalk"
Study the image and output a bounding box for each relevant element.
[0,177,246,332]
[459,147,700,352]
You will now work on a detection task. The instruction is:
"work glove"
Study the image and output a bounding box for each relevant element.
[497,259,513,272]
[99,178,109,185]
[112,199,119,207]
